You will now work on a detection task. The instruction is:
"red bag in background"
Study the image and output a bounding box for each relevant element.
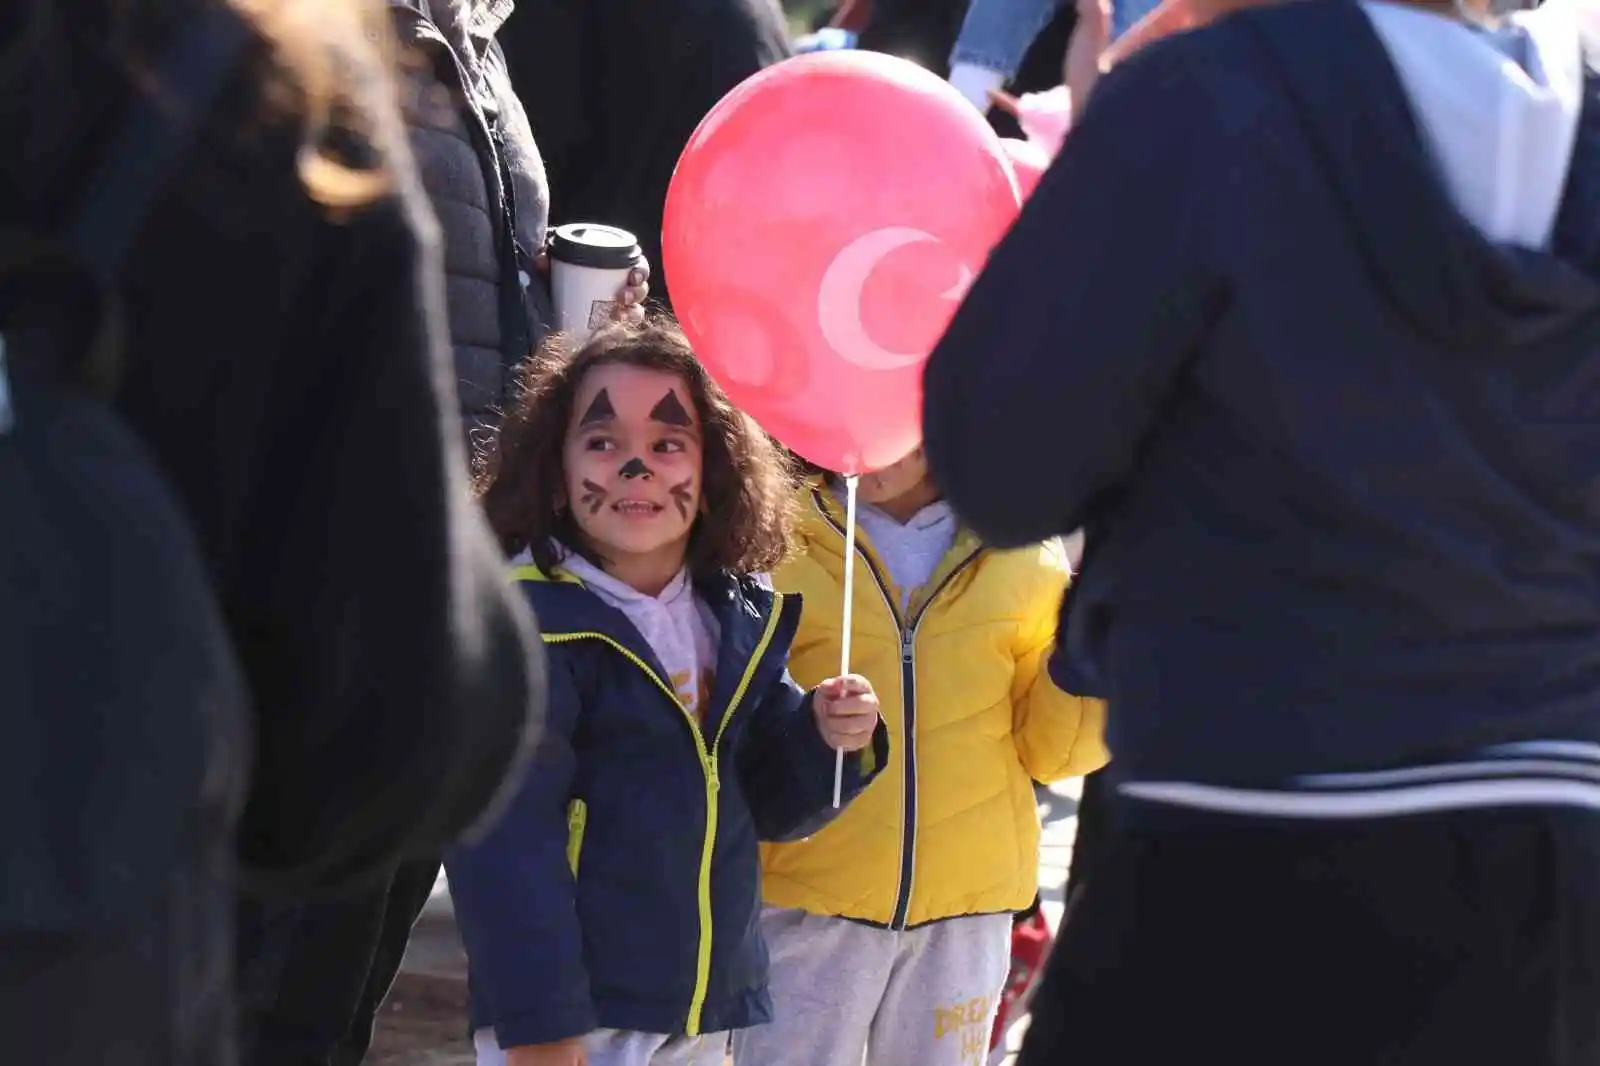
[989,908,1056,1062]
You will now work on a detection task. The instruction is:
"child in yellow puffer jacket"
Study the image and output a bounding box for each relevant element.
[732,449,1108,1066]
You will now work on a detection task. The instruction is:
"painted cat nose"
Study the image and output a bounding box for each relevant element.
[618,457,652,480]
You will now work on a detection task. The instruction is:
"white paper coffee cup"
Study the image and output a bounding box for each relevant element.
[547,223,644,339]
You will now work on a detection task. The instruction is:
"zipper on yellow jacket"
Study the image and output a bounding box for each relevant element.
[539,595,785,1035]
[809,490,981,929]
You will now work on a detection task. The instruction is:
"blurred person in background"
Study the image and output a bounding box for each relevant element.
[498,0,790,311]
[0,1,543,1064]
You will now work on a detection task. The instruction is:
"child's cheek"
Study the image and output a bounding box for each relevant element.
[657,450,703,484]
[563,441,601,481]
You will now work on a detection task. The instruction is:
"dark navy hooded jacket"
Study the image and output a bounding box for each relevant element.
[923,0,1600,791]
[445,566,888,1046]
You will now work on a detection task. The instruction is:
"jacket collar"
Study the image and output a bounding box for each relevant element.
[1241,0,1600,349]
[515,560,797,713]
[800,482,984,615]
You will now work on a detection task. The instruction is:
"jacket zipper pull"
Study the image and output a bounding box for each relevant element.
[901,630,914,663]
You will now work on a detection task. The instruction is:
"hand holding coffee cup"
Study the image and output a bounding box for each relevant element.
[544,223,649,339]
[534,239,650,323]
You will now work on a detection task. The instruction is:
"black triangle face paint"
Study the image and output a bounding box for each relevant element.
[648,390,693,428]
[578,388,616,426]
[619,457,653,480]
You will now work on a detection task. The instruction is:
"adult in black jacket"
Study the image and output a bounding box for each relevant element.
[391,0,555,455]
[498,0,791,310]
[925,1,1600,1063]
[0,1,541,1063]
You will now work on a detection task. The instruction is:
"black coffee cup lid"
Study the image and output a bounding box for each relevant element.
[547,223,643,270]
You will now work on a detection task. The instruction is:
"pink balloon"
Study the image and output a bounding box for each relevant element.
[664,51,1021,474]
[1000,137,1051,201]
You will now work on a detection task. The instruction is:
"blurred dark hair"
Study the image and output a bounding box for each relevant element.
[0,0,392,213]
[477,314,800,579]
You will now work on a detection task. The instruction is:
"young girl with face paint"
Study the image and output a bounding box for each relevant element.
[733,449,1108,1066]
[449,317,889,1066]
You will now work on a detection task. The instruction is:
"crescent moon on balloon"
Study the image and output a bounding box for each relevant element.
[817,226,974,372]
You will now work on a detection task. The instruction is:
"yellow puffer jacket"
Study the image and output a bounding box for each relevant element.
[762,485,1108,928]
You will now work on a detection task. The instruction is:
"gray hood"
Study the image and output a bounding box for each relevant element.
[1256,0,1600,351]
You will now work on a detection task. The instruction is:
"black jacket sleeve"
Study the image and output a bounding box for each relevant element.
[228,180,542,893]
[921,42,1225,548]
[737,673,889,842]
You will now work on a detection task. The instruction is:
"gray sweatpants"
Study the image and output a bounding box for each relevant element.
[474,1027,727,1066]
[732,907,1013,1066]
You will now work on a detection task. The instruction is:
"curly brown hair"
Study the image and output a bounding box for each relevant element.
[477,315,798,579]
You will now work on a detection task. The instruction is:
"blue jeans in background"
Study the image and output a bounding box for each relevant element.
[949,0,1163,80]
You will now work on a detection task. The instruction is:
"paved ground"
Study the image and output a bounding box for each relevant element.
[370,778,1082,1066]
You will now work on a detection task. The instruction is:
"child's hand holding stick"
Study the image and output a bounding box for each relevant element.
[815,675,881,752]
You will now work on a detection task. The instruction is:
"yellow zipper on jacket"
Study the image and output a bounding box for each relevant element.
[540,594,785,1035]
[566,799,587,877]
[811,490,981,929]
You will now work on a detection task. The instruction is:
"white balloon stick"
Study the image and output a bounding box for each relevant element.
[833,473,860,809]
